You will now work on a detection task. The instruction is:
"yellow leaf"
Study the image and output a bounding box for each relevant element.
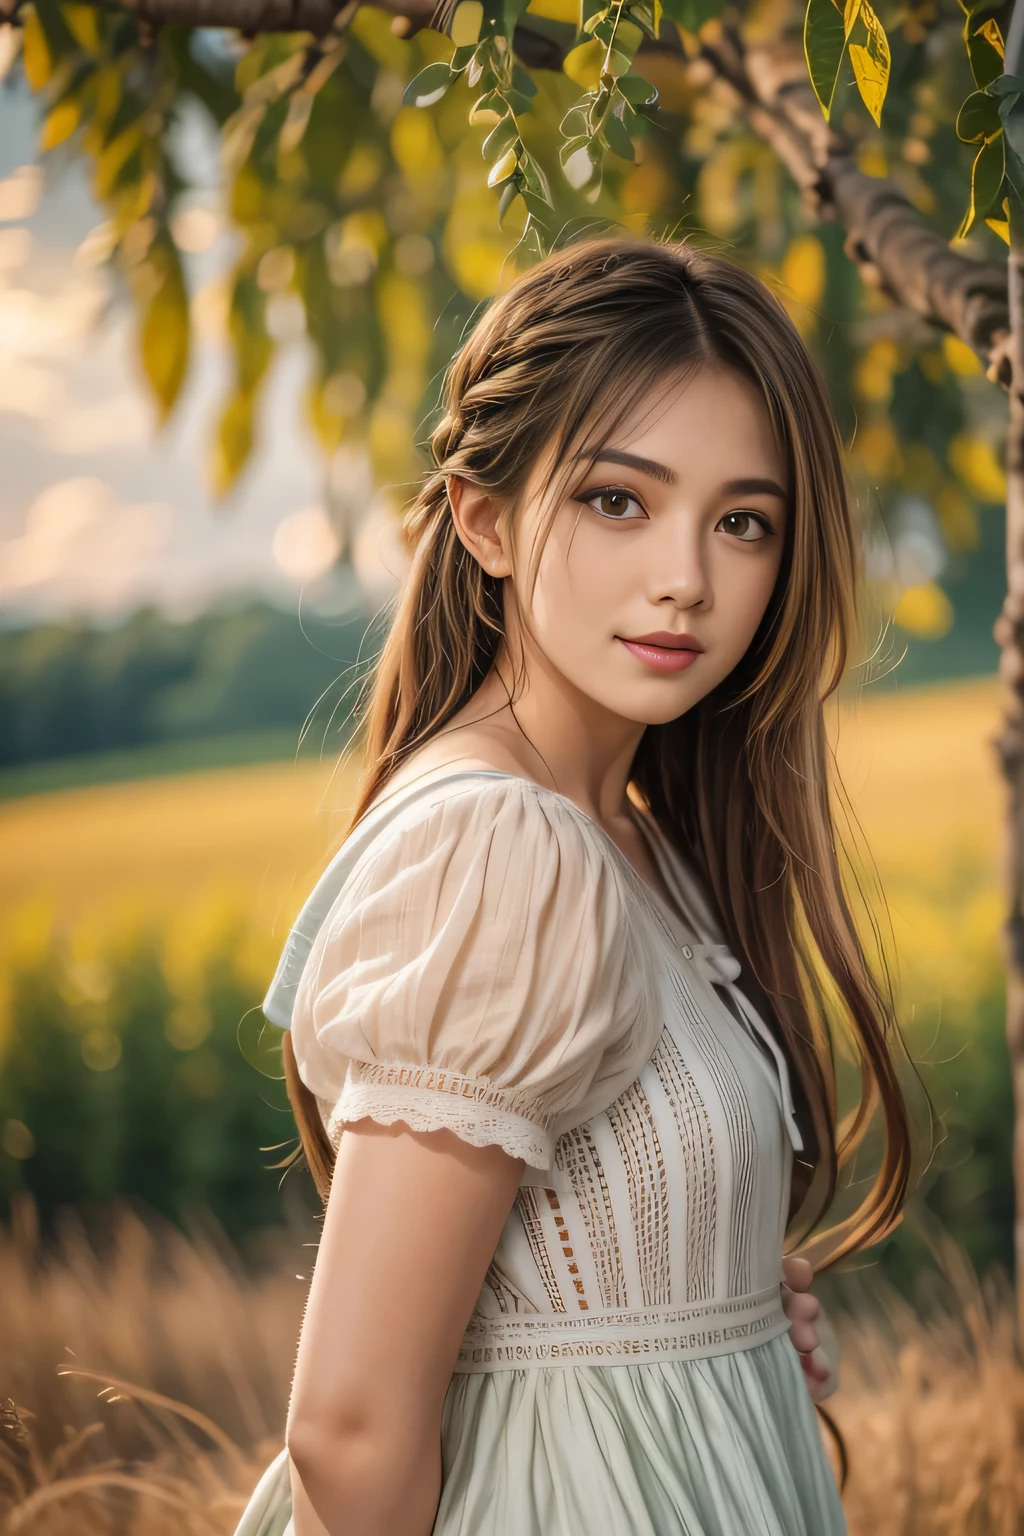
[450,0,483,46]
[21,7,51,91]
[985,216,1010,244]
[41,98,80,150]
[976,15,1004,55]
[942,334,983,376]
[525,0,577,18]
[563,38,604,89]
[615,18,644,54]
[849,0,889,125]
[893,582,954,640]
[62,3,100,52]
[212,391,256,497]
[487,146,518,186]
[781,233,825,308]
[140,245,190,421]
[949,433,1006,502]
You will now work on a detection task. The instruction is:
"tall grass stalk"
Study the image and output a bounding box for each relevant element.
[1,1201,1021,1534]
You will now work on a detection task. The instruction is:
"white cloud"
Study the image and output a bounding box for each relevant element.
[43,394,153,454]
[272,506,342,582]
[0,477,173,613]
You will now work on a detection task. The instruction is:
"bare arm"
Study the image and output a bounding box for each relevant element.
[286,1117,525,1536]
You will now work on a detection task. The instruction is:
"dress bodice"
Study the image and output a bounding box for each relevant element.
[265,768,803,1374]
[461,874,796,1368]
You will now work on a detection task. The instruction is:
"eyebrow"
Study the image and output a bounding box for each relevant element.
[583,453,787,502]
[721,477,788,500]
[585,449,677,485]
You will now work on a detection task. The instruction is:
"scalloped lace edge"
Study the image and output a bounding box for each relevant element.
[324,1079,554,1168]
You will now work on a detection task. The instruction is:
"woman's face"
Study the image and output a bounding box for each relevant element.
[510,364,789,727]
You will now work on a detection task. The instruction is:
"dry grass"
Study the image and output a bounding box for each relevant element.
[0,1198,310,1535]
[1,1200,1021,1535]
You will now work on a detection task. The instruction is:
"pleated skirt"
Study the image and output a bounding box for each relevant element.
[233,1334,846,1535]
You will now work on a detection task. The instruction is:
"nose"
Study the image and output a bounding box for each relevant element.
[648,520,712,610]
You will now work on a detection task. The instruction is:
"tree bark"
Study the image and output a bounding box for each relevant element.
[699,31,1010,375]
[992,208,1024,1350]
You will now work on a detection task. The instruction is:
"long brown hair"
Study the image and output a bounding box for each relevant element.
[283,233,931,1276]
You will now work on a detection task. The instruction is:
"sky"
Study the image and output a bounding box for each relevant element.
[0,70,406,628]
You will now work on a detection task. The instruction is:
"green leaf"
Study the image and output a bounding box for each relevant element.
[999,91,1024,161]
[469,90,503,124]
[503,88,534,114]
[956,132,1005,238]
[497,176,521,225]
[804,0,848,120]
[986,72,1024,97]
[957,88,1002,142]
[849,0,889,125]
[617,72,658,105]
[660,0,720,31]
[402,62,454,108]
[482,114,518,160]
[603,109,635,160]
[511,63,537,97]
[32,0,82,70]
[965,14,1004,90]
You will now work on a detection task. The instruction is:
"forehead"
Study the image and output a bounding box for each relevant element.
[609,365,784,480]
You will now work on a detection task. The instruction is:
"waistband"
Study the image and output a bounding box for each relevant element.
[452,1284,789,1373]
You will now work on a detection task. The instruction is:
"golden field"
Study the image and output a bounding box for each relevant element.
[1,673,1021,1534]
[0,673,1009,1036]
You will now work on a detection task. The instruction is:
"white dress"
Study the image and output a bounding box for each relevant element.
[235,769,846,1536]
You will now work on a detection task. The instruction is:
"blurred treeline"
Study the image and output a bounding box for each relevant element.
[0,899,311,1246]
[0,600,373,778]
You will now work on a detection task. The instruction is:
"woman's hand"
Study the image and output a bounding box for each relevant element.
[780,1255,839,1403]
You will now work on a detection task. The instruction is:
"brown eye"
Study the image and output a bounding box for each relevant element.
[584,489,645,520]
[719,511,770,542]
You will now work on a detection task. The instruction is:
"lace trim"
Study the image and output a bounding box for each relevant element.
[325,1067,554,1168]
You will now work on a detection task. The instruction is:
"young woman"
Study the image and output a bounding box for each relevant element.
[235,235,926,1536]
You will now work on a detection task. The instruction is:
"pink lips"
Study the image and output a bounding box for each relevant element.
[618,631,704,675]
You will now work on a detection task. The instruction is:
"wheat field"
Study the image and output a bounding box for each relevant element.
[1,674,1021,1532]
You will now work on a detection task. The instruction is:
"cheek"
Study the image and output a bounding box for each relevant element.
[529,519,625,638]
[714,549,783,656]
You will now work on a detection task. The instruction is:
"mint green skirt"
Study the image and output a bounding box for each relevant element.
[234,1334,845,1535]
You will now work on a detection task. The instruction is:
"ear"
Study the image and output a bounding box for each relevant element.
[447,476,513,579]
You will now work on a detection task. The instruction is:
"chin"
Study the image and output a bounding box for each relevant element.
[600,690,697,728]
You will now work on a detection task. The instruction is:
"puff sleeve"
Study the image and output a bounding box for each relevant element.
[289,776,658,1176]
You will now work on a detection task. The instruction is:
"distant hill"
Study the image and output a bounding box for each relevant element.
[0,600,377,774]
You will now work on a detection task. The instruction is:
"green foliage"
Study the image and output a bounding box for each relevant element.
[0,601,372,770]
[802,0,890,125]
[0,911,312,1241]
[4,0,1013,617]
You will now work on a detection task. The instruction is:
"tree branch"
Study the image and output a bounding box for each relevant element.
[0,0,436,36]
[701,29,1011,381]
[3,0,1009,377]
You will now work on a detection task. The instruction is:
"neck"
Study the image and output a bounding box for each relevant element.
[455,625,647,826]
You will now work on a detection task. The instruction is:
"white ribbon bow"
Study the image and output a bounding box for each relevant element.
[689,942,804,1154]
